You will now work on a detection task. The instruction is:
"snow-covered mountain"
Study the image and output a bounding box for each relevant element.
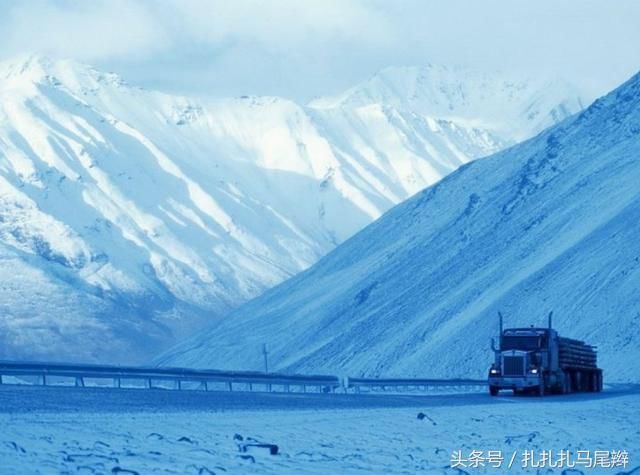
[0,55,584,363]
[159,71,640,382]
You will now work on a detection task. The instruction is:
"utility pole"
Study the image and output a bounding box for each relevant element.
[262,343,269,374]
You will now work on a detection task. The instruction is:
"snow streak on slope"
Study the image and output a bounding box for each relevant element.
[0,55,583,363]
[160,72,640,382]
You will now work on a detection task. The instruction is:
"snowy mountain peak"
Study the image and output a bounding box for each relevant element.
[0,54,131,100]
[0,54,56,80]
[310,64,586,141]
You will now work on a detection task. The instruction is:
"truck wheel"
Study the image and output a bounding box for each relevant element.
[489,386,499,396]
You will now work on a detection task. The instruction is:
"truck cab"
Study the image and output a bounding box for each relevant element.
[489,327,555,395]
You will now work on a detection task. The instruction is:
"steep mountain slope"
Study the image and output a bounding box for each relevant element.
[0,55,583,363]
[159,72,640,382]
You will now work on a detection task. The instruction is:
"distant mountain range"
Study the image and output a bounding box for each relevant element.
[311,64,584,142]
[158,70,640,382]
[0,55,585,363]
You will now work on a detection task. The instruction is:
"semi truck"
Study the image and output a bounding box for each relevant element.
[488,312,603,396]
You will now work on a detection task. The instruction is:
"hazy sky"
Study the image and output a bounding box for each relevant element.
[1,0,639,102]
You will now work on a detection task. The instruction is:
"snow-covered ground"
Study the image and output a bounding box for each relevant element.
[0,385,638,474]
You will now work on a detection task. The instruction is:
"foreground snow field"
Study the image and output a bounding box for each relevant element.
[0,385,638,474]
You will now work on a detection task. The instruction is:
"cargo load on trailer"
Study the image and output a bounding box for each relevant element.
[488,312,603,396]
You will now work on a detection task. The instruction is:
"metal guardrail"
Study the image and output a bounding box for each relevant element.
[345,377,487,393]
[0,361,340,393]
[0,361,487,394]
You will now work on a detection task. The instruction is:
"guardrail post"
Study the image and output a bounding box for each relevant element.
[227,381,233,391]
[75,377,84,387]
[204,381,209,391]
[146,378,152,389]
[176,380,182,390]
[41,373,47,386]
[0,374,3,385]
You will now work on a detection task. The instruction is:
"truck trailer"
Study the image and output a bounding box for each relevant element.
[488,312,603,396]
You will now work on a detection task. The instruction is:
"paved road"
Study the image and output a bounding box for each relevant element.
[0,383,636,413]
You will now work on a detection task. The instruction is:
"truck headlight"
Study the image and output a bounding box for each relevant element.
[529,368,538,374]
[490,368,499,375]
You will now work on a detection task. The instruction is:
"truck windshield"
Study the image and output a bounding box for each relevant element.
[501,336,540,351]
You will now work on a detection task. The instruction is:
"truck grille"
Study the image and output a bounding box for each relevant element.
[503,356,524,376]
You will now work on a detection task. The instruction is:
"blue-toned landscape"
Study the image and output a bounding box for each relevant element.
[0,2,638,474]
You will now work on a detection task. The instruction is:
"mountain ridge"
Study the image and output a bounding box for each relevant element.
[309,64,585,141]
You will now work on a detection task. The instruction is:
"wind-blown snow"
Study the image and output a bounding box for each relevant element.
[0,55,584,363]
[159,71,640,382]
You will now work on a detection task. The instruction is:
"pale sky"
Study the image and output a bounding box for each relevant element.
[0,0,639,102]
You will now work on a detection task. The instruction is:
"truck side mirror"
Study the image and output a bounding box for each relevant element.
[491,338,497,352]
